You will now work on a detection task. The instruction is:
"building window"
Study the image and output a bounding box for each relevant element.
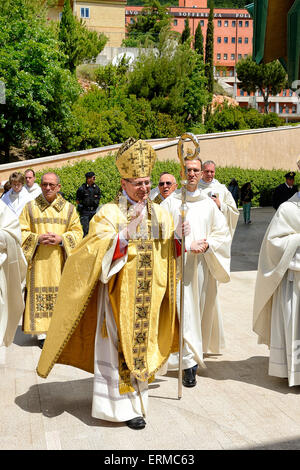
[224,37,228,43]
[224,53,228,60]
[224,20,228,27]
[232,20,236,27]
[130,18,135,24]
[245,37,249,44]
[238,20,243,27]
[217,20,222,27]
[80,7,90,18]
[283,89,287,97]
[217,53,221,60]
[238,37,242,44]
[174,19,177,26]
[217,37,221,44]
[229,69,234,77]
[231,37,236,44]
[231,53,235,60]
[245,20,249,27]
[289,89,293,96]
[240,89,244,96]
[244,54,248,58]
[292,105,297,113]
[270,105,275,113]
[200,20,204,26]
[238,54,242,60]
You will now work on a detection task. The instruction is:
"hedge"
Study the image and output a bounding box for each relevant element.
[35,154,300,208]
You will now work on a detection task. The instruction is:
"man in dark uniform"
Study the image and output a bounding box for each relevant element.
[76,172,102,236]
[272,171,298,210]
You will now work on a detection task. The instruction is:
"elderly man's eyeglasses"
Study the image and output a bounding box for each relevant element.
[41,183,58,189]
[124,179,151,188]
[159,181,174,187]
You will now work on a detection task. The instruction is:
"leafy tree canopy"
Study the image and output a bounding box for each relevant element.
[236,57,287,113]
[126,31,209,122]
[0,0,81,162]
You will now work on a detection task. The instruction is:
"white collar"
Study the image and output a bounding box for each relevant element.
[186,188,201,197]
[199,178,217,186]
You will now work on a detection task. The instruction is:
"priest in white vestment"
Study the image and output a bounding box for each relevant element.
[253,191,300,386]
[161,157,231,388]
[198,160,239,237]
[24,169,42,201]
[0,199,27,347]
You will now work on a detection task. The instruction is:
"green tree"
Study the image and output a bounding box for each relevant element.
[236,57,287,113]
[205,0,214,95]
[127,31,209,124]
[94,55,130,98]
[0,0,81,162]
[123,0,174,47]
[194,21,204,56]
[59,0,107,74]
[181,20,191,44]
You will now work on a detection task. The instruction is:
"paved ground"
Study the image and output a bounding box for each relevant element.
[2,206,300,451]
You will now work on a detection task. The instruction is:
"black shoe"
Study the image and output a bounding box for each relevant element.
[38,339,45,349]
[182,365,197,388]
[126,416,146,430]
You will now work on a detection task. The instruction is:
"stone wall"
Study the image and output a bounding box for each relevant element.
[1,126,299,185]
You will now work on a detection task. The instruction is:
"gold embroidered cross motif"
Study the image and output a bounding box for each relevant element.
[135,332,146,345]
[128,152,138,165]
[138,280,151,293]
[120,163,129,173]
[131,237,153,380]
[139,254,151,268]
[35,292,57,317]
[136,306,148,319]
[134,358,145,370]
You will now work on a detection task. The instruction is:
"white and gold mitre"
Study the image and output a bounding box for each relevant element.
[116,137,157,178]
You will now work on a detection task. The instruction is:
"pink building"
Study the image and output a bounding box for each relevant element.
[125,0,253,77]
[125,0,300,118]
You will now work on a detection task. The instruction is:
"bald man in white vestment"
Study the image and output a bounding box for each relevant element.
[161,158,231,388]
[253,191,300,386]
[0,199,27,347]
[198,160,239,237]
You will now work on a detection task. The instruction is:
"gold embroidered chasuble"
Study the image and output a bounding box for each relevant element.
[37,199,178,386]
[152,193,164,205]
[19,194,83,334]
